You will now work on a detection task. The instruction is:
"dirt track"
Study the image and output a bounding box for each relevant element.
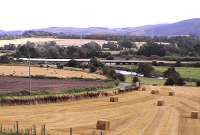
[0,86,200,135]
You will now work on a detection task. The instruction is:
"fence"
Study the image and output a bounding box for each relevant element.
[0,122,106,135]
[0,121,46,135]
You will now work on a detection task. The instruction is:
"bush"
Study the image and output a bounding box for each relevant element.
[163,67,180,78]
[114,80,120,86]
[102,66,125,81]
[137,63,154,77]
[106,56,114,60]
[164,67,185,86]
[175,60,181,67]
[56,64,64,69]
[67,59,80,67]
[0,55,10,63]
[89,65,97,73]
[90,57,104,68]
[152,61,158,66]
[165,77,175,85]
[196,81,200,87]
[132,76,140,83]
[116,73,125,81]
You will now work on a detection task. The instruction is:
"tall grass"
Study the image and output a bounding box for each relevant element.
[0,122,46,135]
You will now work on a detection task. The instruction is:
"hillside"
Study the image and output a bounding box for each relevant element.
[1,18,200,37]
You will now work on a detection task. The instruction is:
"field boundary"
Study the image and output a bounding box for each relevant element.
[0,86,139,106]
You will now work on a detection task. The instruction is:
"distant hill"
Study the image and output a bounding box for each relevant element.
[1,18,200,37]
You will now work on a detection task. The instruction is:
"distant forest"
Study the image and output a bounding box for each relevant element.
[1,31,200,61]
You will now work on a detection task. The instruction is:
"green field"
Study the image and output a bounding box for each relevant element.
[154,66,200,80]
[114,65,200,81]
[126,76,165,85]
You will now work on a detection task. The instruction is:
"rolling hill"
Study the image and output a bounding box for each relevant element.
[1,18,200,37]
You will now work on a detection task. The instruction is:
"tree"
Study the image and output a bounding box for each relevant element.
[137,42,166,57]
[165,77,175,85]
[132,76,140,83]
[0,55,10,63]
[116,73,125,81]
[175,60,181,67]
[137,63,154,77]
[56,64,64,69]
[82,41,101,51]
[163,67,180,78]
[102,42,119,50]
[90,57,104,68]
[196,80,200,87]
[67,59,80,67]
[118,40,135,49]
[164,67,185,86]
[89,65,97,73]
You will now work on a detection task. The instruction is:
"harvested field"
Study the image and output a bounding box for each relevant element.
[0,65,107,80]
[0,76,109,93]
[0,38,111,47]
[0,86,200,135]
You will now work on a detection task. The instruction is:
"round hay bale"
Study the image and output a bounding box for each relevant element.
[168,91,175,96]
[151,90,159,94]
[96,120,110,130]
[110,97,118,102]
[157,100,164,106]
[191,111,198,119]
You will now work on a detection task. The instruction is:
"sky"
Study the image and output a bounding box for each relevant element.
[0,0,200,31]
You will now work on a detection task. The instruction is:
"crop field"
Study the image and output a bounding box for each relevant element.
[0,38,111,47]
[0,65,106,80]
[0,86,200,135]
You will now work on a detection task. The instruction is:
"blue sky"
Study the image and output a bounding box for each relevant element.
[0,0,200,30]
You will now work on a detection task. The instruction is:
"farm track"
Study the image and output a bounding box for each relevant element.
[0,86,200,135]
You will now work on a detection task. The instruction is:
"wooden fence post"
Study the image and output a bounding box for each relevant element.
[0,124,2,133]
[70,127,72,135]
[16,121,19,135]
[43,124,46,135]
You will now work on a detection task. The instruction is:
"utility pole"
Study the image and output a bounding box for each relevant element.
[28,46,31,95]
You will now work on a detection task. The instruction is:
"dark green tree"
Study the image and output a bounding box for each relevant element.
[137,63,154,77]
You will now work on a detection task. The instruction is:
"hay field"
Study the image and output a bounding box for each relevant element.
[0,38,110,47]
[0,86,200,135]
[0,65,106,80]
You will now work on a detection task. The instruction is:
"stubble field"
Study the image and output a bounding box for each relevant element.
[0,38,110,47]
[0,86,200,135]
[0,65,106,80]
